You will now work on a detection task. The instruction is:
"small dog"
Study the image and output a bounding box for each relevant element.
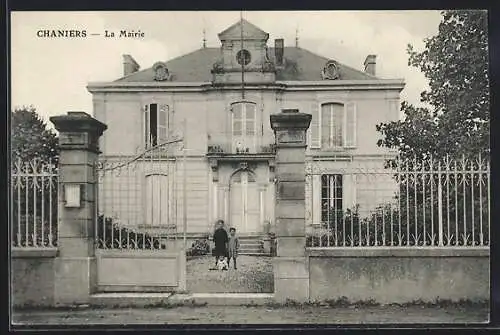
[217,258,228,271]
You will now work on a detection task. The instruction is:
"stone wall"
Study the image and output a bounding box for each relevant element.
[11,248,57,307]
[307,248,489,304]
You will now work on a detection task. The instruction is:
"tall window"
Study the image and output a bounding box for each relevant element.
[144,103,169,148]
[321,103,344,148]
[231,102,256,152]
[309,102,356,149]
[321,174,343,224]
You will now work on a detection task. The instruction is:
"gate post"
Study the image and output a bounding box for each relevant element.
[270,109,311,302]
[50,112,107,305]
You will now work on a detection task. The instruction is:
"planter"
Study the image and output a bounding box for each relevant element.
[263,237,271,255]
[268,233,277,257]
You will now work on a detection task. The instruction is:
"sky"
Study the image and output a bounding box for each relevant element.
[11,11,443,129]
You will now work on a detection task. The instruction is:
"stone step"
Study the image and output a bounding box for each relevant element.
[239,246,263,251]
[239,252,269,256]
[239,245,264,250]
[239,242,263,247]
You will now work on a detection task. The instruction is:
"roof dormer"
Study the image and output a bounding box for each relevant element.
[212,19,275,84]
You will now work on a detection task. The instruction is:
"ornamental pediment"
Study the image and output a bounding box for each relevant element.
[218,19,269,41]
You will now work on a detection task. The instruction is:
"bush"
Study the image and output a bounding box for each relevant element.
[96,215,165,249]
[307,193,489,247]
[186,238,210,256]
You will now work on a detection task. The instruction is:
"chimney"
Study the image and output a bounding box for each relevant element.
[123,54,140,76]
[275,39,284,66]
[364,55,376,76]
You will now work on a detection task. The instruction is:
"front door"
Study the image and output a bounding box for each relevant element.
[230,170,259,233]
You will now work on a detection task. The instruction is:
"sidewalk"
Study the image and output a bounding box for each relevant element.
[12,305,489,325]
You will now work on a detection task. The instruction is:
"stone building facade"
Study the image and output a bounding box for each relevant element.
[87,19,405,238]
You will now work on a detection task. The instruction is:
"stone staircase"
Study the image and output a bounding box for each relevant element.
[238,236,266,256]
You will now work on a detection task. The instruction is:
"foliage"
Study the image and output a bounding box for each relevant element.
[11,105,59,165]
[96,215,166,249]
[11,214,58,247]
[186,238,210,256]
[376,10,489,161]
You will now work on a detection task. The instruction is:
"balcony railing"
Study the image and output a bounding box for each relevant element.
[207,133,275,155]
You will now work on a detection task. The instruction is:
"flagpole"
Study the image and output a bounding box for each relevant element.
[240,10,245,99]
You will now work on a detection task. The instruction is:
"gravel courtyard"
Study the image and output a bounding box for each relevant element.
[186,255,274,293]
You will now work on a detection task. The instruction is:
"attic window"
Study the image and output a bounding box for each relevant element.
[236,49,251,66]
[153,62,169,81]
[321,61,339,80]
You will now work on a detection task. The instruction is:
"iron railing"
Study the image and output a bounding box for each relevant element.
[207,132,275,155]
[305,155,490,248]
[95,138,185,250]
[11,157,58,248]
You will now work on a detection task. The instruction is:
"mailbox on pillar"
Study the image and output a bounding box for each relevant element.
[64,184,81,208]
[49,111,107,305]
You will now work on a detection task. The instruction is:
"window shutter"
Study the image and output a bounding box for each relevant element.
[144,104,149,148]
[310,102,321,149]
[388,100,399,121]
[158,104,169,143]
[345,102,357,148]
[312,174,322,225]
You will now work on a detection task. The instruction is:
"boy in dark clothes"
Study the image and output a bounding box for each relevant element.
[213,220,229,268]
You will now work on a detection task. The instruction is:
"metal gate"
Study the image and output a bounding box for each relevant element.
[94,138,187,292]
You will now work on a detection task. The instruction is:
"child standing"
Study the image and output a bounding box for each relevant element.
[228,227,240,270]
[213,220,229,268]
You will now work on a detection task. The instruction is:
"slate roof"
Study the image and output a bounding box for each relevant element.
[114,46,378,83]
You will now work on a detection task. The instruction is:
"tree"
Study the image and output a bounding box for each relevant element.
[11,105,59,165]
[11,106,59,247]
[377,10,489,161]
[373,11,490,248]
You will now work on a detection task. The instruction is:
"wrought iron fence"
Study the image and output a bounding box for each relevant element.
[11,157,58,248]
[305,155,490,248]
[95,138,185,250]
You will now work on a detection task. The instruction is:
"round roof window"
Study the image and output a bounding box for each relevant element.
[236,49,251,66]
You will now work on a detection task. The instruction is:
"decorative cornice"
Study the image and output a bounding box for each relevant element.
[278,79,405,91]
[87,79,405,93]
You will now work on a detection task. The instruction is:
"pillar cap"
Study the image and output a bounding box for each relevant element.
[50,111,107,136]
[270,109,312,131]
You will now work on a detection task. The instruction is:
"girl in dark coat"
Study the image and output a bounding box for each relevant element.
[213,220,229,267]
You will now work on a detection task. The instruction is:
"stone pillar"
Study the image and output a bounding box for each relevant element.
[270,109,311,302]
[50,111,107,305]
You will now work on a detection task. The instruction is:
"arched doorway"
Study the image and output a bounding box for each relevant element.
[229,169,260,234]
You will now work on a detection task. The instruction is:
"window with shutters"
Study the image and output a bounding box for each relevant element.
[231,102,257,153]
[309,102,357,150]
[144,103,169,148]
